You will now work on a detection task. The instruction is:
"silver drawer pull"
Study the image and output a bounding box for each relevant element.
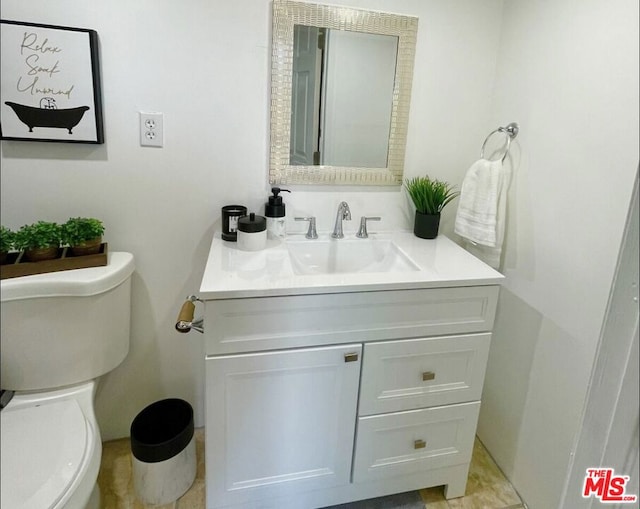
[422,371,435,381]
[344,352,359,362]
[414,439,426,449]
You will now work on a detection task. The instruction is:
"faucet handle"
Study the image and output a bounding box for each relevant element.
[356,216,381,238]
[294,217,318,239]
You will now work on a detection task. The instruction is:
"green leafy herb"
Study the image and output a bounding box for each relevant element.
[405,176,459,215]
[62,217,105,246]
[14,221,62,250]
[0,225,15,253]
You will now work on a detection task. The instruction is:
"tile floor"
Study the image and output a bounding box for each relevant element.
[98,430,524,509]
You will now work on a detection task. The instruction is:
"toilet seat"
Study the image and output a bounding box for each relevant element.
[0,398,92,509]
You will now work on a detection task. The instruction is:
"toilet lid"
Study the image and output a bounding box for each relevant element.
[1,399,88,509]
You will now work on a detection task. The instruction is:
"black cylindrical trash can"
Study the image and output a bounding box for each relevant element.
[130,398,196,505]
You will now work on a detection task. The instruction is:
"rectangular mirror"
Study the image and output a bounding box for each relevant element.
[270,0,418,186]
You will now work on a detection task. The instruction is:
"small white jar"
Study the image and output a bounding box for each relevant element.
[237,213,267,251]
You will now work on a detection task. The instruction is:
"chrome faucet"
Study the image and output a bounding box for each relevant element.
[331,201,351,239]
[294,216,318,239]
[356,216,381,238]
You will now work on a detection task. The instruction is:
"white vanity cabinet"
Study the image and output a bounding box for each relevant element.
[202,283,499,509]
[199,232,503,509]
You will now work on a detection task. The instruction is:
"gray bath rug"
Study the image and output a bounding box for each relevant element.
[321,490,424,509]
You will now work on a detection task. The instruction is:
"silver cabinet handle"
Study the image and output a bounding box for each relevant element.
[294,217,318,239]
[356,216,381,238]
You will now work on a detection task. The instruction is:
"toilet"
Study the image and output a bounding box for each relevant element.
[0,252,135,509]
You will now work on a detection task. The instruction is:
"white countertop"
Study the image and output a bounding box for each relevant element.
[199,231,504,300]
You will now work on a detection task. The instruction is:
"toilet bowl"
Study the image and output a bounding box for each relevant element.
[0,252,135,509]
[1,382,101,509]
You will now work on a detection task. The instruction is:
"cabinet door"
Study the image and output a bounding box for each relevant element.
[205,344,362,508]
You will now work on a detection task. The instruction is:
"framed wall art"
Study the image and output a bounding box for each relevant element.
[0,20,104,144]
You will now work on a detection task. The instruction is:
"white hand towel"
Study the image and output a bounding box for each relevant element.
[454,158,503,246]
[454,158,510,269]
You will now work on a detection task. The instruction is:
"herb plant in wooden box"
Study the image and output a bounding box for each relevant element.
[62,217,105,256]
[405,176,459,239]
[0,226,15,264]
[14,221,62,262]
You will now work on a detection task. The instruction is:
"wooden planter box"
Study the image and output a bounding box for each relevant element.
[1,243,108,280]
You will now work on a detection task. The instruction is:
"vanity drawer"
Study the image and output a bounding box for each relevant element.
[204,286,499,355]
[353,402,480,483]
[359,333,491,415]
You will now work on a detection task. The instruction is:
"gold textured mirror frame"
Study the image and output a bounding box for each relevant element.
[269,0,418,186]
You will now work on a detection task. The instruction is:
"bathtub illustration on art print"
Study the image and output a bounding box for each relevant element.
[5,99,90,135]
[0,20,104,143]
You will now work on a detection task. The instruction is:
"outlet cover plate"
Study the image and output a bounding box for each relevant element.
[139,112,163,147]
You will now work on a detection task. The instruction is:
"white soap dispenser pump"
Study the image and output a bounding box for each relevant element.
[265,187,290,240]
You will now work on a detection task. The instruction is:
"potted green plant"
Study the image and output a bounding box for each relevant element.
[62,217,105,256]
[405,175,459,239]
[1,226,15,264]
[14,221,62,262]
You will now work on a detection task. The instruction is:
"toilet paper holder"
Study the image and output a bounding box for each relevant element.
[175,295,204,334]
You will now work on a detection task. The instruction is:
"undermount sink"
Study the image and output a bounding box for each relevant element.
[286,237,420,275]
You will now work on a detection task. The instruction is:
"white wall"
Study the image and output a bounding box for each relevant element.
[0,0,503,440]
[476,1,639,508]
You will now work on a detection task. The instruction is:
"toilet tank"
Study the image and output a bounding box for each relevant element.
[1,252,135,391]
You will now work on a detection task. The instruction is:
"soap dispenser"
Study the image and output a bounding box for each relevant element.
[265,187,290,240]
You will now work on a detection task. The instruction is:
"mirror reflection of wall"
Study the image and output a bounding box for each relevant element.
[290,25,399,168]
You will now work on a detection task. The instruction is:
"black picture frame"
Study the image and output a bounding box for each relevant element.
[0,19,104,144]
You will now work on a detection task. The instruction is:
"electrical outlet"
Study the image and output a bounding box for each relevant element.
[139,112,163,147]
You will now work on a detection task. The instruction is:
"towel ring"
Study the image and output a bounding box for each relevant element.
[481,122,519,162]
